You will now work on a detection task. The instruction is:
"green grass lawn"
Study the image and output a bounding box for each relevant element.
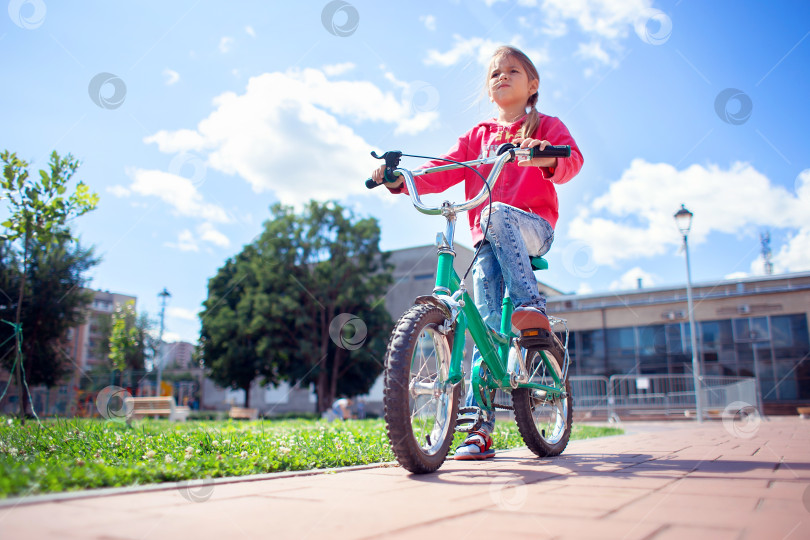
[0,416,622,498]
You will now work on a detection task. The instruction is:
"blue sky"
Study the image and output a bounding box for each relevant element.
[2,0,809,344]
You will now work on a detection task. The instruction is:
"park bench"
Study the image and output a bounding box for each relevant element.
[125,396,191,423]
[229,406,259,420]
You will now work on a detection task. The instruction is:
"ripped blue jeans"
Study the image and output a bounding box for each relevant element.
[464,203,554,434]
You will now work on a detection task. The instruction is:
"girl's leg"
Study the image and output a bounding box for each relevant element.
[480,202,554,310]
[464,242,503,434]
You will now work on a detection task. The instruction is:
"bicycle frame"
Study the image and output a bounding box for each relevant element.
[394,149,565,404]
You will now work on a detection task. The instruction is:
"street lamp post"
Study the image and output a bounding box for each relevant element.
[674,204,703,423]
[156,288,171,396]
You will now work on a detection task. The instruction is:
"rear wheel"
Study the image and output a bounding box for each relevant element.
[383,304,461,474]
[511,334,572,457]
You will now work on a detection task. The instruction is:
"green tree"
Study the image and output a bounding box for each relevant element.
[199,247,277,407]
[1,150,99,420]
[100,302,154,373]
[200,201,392,412]
[0,237,99,392]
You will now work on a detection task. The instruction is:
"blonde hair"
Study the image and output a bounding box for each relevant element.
[487,46,540,139]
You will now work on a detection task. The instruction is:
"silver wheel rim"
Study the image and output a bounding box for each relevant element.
[526,349,568,445]
[408,325,454,456]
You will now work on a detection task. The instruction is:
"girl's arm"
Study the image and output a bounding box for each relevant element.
[515,115,583,184]
[383,130,477,195]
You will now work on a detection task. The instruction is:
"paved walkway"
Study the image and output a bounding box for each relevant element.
[1,417,808,539]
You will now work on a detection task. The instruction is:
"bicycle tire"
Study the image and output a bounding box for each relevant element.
[383,304,461,474]
[511,334,573,457]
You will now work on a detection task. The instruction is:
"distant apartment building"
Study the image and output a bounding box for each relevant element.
[66,290,137,371]
[162,340,195,369]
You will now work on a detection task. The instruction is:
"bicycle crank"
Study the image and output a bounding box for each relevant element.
[455,406,484,433]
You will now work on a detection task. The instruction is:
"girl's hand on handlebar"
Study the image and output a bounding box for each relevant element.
[514,138,558,169]
[371,164,404,189]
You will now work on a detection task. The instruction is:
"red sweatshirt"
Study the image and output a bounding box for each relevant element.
[390,113,583,246]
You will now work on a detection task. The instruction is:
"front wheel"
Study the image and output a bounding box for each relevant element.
[511,335,573,457]
[383,304,461,474]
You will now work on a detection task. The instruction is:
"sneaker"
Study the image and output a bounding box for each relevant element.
[453,430,495,461]
[512,304,550,332]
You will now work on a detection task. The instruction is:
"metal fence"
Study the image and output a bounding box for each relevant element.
[0,370,203,418]
[570,374,758,420]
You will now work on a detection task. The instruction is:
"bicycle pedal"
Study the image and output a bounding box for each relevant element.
[517,328,553,350]
[455,406,483,433]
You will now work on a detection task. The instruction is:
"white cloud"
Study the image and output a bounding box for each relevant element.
[323,62,355,76]
[420,14,436,31]
[424,35,549,70]
[142,68,438,206]
[745,227,810,276]
[161,331,183,343]
[106,185,130,197]
[539,0,652,40]
[127,168,230,223]
[165,229,198,252]
[772,227,810,272]
[609,266,657,291]
[540,19,569,37]
[576,282,594,295]
[197,222,230,248]
[219,36,233,53]
[425,35,500,67]
[144,129,208,154]
[163,68,180,86]
[168,307,198,321]
[568,162,810,269]
[245,25,255,37]
[164,223,230,252]
[576,40,614,66]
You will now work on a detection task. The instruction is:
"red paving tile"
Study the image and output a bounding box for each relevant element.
[0,417,808,539]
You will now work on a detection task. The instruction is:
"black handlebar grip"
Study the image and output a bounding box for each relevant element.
[531,145,571,158]
[365,169,399,189]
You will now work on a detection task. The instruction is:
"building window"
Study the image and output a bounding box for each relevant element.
[575,329,605,376]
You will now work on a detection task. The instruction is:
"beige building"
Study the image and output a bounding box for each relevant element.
[546,271,810,410]
[66,289,137,371]
[162,341,195,369]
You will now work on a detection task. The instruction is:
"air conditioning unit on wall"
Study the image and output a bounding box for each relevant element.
[738,304,751,315]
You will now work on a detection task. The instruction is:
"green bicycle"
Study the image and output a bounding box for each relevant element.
[366,143,573,474]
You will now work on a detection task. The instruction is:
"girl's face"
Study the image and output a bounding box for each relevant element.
[488,54,538,110]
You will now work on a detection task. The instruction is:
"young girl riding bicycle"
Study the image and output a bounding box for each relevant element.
[372,45,583,460]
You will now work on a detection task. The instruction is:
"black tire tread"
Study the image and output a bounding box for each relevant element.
[383,304,459,474]
[512,335,573,457]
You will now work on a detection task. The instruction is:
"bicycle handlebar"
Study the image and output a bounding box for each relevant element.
[365,143,571,215]
[364,144,570,190]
